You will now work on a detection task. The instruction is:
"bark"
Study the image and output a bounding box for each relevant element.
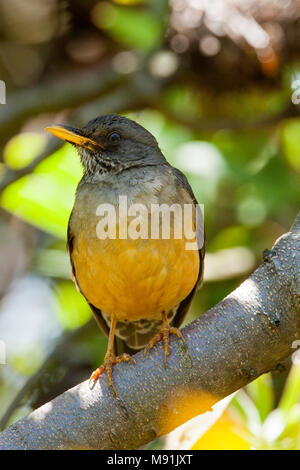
[0,212,299,450]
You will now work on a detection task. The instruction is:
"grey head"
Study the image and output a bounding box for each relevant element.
[46,114,166,176]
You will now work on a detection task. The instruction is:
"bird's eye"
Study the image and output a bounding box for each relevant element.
[108,132,120,142]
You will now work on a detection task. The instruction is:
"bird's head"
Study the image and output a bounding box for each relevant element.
[46,114,165,176]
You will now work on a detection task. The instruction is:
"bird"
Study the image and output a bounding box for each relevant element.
[46,114,205,397]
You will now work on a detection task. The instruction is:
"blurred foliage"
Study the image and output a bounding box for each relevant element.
[230,361,300,450]
[54,281,92,330]
[91,1,165,50]
[2,144,81,237]
[4,133,46,169]
[0,0,299,450]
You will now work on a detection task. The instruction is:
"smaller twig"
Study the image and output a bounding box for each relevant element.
[154,101,299,132]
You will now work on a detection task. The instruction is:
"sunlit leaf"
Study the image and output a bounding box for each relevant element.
[54,281,91,330]
[213,130,271,176]
[4,133,46,169]
[91,2,163,50]
[192,411,251,450]
[162,85,203,119]
[1,144,81,238]
[281,119,300,172]
[279,363,300,414]
[208,225,251,251]
[36,143,82,180]
[112,0,142,4]
[247,374,275,422]
[1,173,74,238]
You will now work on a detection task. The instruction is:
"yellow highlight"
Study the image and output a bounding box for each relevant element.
[192,411,251,450]
[158,389,219,436]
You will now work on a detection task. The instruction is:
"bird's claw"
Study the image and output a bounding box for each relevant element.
[144,324,185,368]
[89,352,136,396]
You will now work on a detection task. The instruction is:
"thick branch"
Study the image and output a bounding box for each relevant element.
[0,64,122,148]
[0,76,156,194]
[0,213,299,450]
[0,61,165,153]
[155,101,299,132]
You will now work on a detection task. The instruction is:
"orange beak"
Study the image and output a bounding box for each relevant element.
[45,125,104,151]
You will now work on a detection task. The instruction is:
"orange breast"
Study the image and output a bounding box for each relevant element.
[72,230,199,321]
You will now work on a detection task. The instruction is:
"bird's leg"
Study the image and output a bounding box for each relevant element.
[89,316,136,397]
[144,311,186,368]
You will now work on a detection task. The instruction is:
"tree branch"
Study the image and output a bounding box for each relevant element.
[0,212,299,450]
[0,71,163,193]
[0,61,167,152]
[0,64,123,148]
[154,100,299,132]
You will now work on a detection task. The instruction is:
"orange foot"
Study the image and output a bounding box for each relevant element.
[89,352,136,397]
[144,322,186,368]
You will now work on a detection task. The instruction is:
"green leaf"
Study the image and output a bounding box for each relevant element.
[92,3,163,50]
[1,144,81,238]
[54,281,92,330]
[4,133,46,169]
[247,374,275,422]
[279,363,300,414]
[1,173,74,238]
[209,225,251,251]
[281,119,300,172]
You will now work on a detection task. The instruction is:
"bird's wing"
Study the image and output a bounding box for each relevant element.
[169,167,205,329]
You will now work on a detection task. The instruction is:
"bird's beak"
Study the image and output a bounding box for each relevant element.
[45,125,104,150]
